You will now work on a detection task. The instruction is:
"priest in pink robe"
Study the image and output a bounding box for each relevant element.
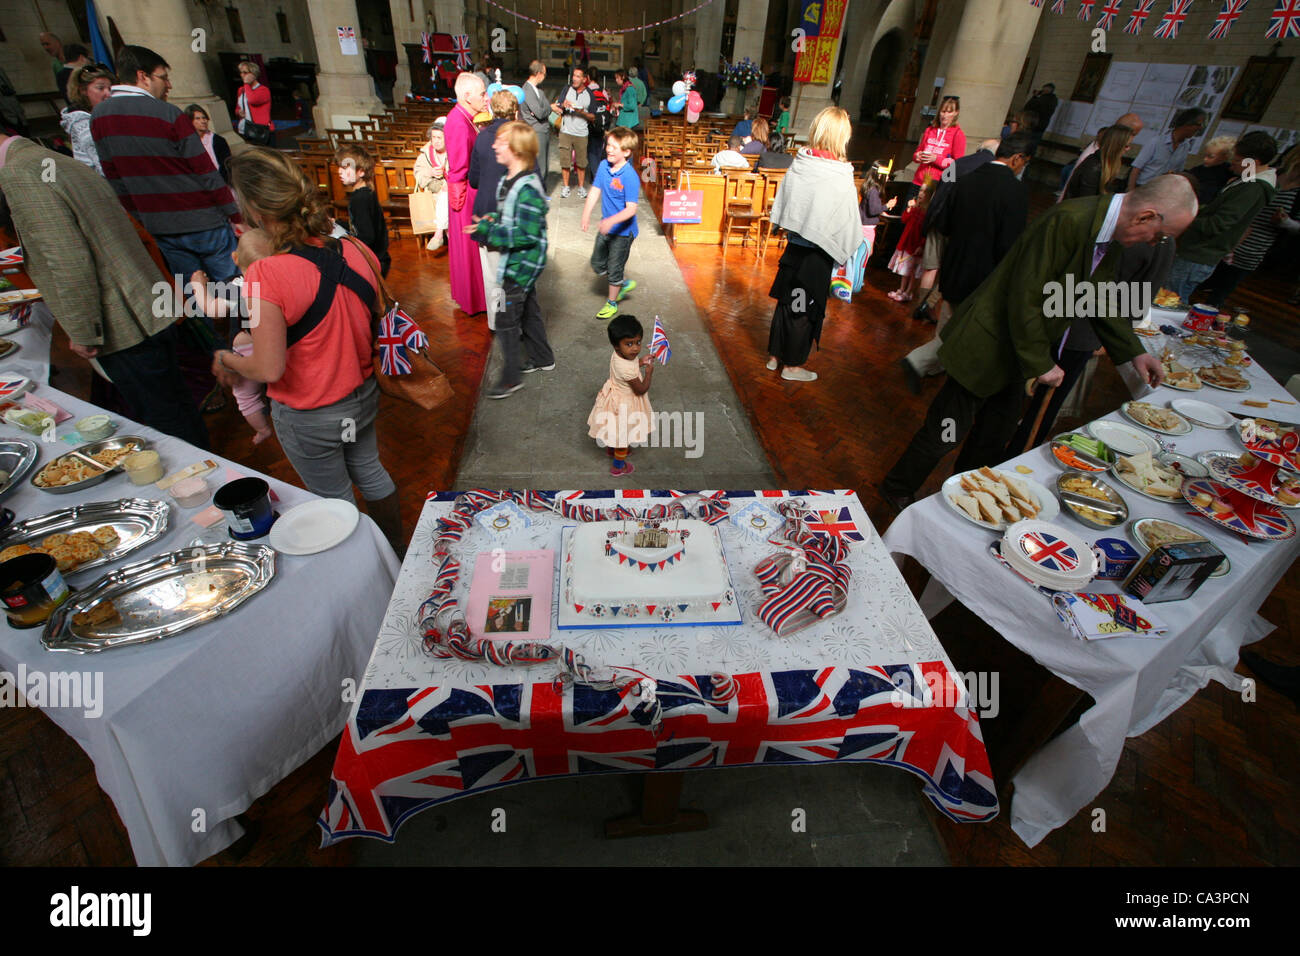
[445,73,489,316]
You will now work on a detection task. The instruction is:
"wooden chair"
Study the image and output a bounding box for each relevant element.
[376,157,418,240]
[757,169,788,257]
[720,173,764,259]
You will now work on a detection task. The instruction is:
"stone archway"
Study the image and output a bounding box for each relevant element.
[860,28,904,121]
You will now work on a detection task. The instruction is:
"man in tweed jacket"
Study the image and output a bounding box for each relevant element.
[0,133,208,447]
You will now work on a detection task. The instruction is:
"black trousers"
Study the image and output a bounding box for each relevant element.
[767,242,832,366]
[882,376,1026,498]
[1004,347,1095,455]
[494,282,554,388]
[97,325,210,450]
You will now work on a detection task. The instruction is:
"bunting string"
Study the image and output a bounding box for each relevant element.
[480,0,720,36]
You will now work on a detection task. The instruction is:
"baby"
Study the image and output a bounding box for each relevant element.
[191,229,275,444]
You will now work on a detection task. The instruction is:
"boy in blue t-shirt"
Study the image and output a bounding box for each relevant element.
[581,126,641,320]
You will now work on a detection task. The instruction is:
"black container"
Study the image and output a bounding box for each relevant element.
[0,551,70,628]
[213,476,275,540]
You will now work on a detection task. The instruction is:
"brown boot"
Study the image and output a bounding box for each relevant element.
[366,491,406,559]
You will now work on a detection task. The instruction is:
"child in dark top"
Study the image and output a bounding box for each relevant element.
[336,143,391,276]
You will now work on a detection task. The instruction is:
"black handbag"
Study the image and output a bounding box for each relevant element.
[242,122,272,146]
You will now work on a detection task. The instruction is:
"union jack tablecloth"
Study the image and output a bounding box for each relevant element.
[319,490,997,845]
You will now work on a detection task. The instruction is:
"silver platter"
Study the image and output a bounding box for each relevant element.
[41,541,276,653]
[1055,470,1129,531]
[0,498,170,577]
[0,438,39,500]
[29,435,149,495]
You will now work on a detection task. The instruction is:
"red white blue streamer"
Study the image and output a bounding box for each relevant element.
[478,0,719,36]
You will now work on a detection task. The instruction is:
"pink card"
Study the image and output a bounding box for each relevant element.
[190,505,225,527]
[465,550,554,641]
[22,395,72,423]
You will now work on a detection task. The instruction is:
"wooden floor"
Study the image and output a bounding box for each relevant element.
[3,153,1298,866]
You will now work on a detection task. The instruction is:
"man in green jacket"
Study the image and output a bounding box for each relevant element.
[1165,130,1277,302]
[0,133,208,447]
[880,174,1198,509]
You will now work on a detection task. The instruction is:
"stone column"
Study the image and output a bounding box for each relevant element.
[93,0,233,135]
[939,0,1041,144]
[836,0,880,122]
[691,0,724,74]
[430,0,465,34]
[727,0,769,115]
[390,0,430,103]
[305,0,384,135]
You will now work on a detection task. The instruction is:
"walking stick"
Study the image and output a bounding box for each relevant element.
[1023,378,1057,454]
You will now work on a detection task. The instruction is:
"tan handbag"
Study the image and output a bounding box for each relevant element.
[409,189,440,235]
[343,238,454,411]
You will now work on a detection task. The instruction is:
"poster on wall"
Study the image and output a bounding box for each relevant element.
[1132,64,1189,108]
[792,0,849,85]
[338,26,359,56]
[1096,62,1146,103]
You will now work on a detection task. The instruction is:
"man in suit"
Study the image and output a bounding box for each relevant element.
[880,174,1197,511]
[0,133,208,447]
[901,134,1033,387]
[519,61,551,190]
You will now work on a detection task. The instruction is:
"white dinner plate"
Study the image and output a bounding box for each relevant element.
[1169,398,1235,429]
[268,498,359,555]
[1120,402,1193,436]
[941,469,1058,532]
[1086,419,1162,457]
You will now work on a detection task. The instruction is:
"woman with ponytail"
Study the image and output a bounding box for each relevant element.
[207,147,405,555]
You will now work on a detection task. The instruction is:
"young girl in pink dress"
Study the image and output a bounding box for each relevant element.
[887,179,935,303]
[587,314,655,477]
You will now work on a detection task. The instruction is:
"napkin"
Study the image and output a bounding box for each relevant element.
[1052,591,1169,641]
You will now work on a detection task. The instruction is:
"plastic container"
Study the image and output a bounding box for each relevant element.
[123,449,164,485]
[169,475,210,509]
[75,415,115,441]
[213,476,275,539]
[4,408,53,436]
[0,552,69,628]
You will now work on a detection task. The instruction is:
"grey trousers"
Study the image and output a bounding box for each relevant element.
[533,126,550,187]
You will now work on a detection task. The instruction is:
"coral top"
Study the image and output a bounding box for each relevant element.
[912,124,965,185]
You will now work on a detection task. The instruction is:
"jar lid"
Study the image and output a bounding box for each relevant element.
[124,450,160,469]
[171,476,206,496]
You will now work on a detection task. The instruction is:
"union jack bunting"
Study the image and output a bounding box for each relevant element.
[1052,0,1068,11]
[1098,0,1125,28]
[1266,0,1300,36]
[338,26,355,41]
[319,665,998,844]
[1126,0,1157,29]
[420,31,432,64]
[1078,0,1096,19]
[0,246,21,266]
[650,315,671,364]
[1208,0,1250,36]
[452,33,472,69]
[376,304,428,376]
[1153,0,1194,37]
[805,507,865,542]
[1029,0,1044,7]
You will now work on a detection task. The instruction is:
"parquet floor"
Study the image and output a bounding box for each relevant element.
[3,143,1297,866]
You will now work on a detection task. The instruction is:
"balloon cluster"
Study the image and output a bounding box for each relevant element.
[486,81,526,105]
[667,75,704,123]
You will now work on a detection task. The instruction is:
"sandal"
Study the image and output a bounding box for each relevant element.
[610,461,635,477]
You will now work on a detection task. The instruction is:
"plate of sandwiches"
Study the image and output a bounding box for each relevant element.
[1128,517,1229,577]
[942,466,1057,532]
[1120,401,1193,436]
[1159,351,1201,390]
[1199,364,1250,391]
[1112,450,1186,502]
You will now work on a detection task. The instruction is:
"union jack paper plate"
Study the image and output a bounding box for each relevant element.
[1002,520,1097,590]
[0,376,33,402]
[1182,479,1295,541]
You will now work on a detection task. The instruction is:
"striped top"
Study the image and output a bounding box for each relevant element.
[1232,187,1298,272]
[90,86,239,236]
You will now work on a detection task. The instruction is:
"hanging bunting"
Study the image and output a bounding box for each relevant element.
[478,0,720,36]
[1052,0,1068,11]
[1153,0,1194,37]
[1078,0,1096,19]
[1097,0,1125,28]
[1266,0,1300,36]
[1125,0,1157,31]
[1208,0,1250,36]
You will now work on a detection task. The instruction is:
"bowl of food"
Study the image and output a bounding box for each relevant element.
[30,437,148,494]
[1056,470,1129,530]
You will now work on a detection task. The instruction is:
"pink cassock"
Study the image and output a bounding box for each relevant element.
[444,102,487,316]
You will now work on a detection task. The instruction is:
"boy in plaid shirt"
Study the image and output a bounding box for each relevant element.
[470,121,555,399]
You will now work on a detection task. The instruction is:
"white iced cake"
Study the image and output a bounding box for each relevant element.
[562,519,735,623]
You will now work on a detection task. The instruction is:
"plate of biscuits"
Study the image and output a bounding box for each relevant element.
[0,498,170,577]
[942,466,1058,531]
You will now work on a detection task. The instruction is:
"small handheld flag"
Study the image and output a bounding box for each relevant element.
[650,316,671,365]
[377,304,429,376]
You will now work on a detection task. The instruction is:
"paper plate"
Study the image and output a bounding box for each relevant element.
[1234,420,1300,473]
[268,498,360,555]
[1208,458,1300,510]
[1002,520,1097,590]
[940,470,1058,532]
[1087,419,1162,457]
[1169,398,1234,429]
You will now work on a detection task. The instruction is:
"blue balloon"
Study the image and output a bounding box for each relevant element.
[506,85,524,103]
[487,82,503,97]
[667,94,687,114]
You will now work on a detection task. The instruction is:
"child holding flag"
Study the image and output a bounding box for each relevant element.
[588,314,659,477]
[469,121,555,399]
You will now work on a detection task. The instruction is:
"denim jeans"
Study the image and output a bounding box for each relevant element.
[591,232,633,285]
[1166,257,1218,304]
[154,224,240,284]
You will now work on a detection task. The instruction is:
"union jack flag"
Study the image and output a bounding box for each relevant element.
[7,303,32,326]
[319,665,998,844]
[1098,0,1125,28]
[0,246,21,266]
[805,507,865,542]
[452,34,472,69]
[377,304,428,376]
[1208,0,1250,36]
[1266,0,1300,36]
[1029,0,1044,7]
[1126,0,1157,29]
[650,315,671,365]
[1052,0,1068,11]
[1153,0,1194,37]
[1079,0,1096,19]
[420,32,432,64]
[338,26,355,41]
[1019,531,1080,572]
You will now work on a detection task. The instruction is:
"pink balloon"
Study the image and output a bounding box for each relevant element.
[687,91,703,112]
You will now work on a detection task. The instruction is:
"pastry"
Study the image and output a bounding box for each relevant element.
[73,599,121,628]
[92,526,121,548]
[1277,484,1300,506]
[42,543,79,573]
[66,531,96,549]
[0,544,36,562]
[41,533,70,549]
[1210,498,1233,516]
[66,537,102,565]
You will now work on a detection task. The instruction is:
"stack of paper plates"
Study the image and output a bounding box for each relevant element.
[1001,519,1098,591]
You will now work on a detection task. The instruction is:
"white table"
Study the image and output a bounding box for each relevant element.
[0,384,401,865]
[1,299,56,384]
[883,401,1298,847]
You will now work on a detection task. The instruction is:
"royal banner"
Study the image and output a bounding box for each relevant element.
[793,0,850,85]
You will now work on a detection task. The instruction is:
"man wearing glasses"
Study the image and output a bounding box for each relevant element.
[90,45,241,289]
[1128,108,1206,190]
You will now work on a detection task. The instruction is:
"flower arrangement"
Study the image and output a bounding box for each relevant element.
[722,57,764,89]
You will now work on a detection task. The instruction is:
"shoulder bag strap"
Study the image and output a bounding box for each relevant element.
[283,241,380,348]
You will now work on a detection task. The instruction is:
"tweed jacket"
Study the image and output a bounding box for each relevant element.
[937,195,1161,398]
[0,138,173,355]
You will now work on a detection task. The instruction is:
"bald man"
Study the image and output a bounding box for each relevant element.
[39,32,64,83]
[445,72,489,315]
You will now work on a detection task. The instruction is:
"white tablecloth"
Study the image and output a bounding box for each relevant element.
[883,405,1298,847]
[1,300,56,384]
[0,385,400,865]
[1137,329,1300,424]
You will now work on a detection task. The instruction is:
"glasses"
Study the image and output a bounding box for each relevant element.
[150,71,171,85]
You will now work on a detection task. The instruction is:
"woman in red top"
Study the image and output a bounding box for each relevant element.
[235,60,274,146]
[209,148,404,555]
[909,95,964,200]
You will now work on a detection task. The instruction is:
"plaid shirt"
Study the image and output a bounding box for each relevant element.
[472,171,548,291]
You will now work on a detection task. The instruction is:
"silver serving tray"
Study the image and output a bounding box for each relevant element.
[1055,470,1128,530]
[0,438,39,500]
[30,435,149,494]
[0,498,170,577]
[41,542,276,653]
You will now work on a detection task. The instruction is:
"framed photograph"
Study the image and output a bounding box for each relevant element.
[485,597,532,634]
[1222,56,1293,123]
[1070,52,1112,105]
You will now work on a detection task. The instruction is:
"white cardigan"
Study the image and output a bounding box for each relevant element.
[769,149,862,265]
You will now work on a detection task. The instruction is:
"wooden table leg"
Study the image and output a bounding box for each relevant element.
[603,772,709,838]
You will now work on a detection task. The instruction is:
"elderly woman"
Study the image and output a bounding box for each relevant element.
[764,107,863,382]
[208,147,404,555]
[60,63,115,174]
[1185,135,1236,204]
[184,104,231,182]
[413,117,450,251]
[234,59,274,146]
